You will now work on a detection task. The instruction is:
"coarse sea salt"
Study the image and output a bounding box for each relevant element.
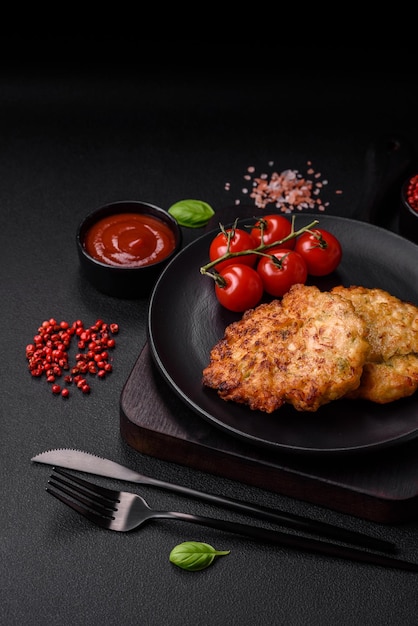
[225,161,341,213]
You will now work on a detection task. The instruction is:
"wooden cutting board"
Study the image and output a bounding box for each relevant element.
[120,343,418,524]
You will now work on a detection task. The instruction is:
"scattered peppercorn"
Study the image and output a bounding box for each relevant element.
[26,318,119,399]
[405,174,418,212]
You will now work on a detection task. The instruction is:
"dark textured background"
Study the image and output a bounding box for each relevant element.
[2,46,418,625]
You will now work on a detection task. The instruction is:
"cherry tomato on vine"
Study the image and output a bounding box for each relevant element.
[209,228,257,271]
[295,228,342,276]
[257,249,308,297]
[215,264,263,312]
[250,214,295,249]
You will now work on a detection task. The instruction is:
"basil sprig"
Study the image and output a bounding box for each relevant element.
[169,541,230,571]
[168,199,215,228]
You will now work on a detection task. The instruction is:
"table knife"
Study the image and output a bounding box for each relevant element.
[32,448,395,553]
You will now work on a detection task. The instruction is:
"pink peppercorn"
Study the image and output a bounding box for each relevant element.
[406,174,418,212]
[26,317,118,400]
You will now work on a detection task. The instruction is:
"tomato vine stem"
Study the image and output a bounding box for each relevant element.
[200,218,319,277]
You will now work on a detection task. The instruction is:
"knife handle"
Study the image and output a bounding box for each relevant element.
[167,511,418,573]
[141,475,394,553]
[31,451,395,553]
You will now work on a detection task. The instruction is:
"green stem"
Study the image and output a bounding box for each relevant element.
[200,219,319,276]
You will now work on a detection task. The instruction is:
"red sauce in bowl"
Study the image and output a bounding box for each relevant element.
[84,212,177,268]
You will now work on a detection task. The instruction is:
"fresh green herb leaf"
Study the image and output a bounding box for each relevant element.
[168,199,215,228]
[169,541,230,571]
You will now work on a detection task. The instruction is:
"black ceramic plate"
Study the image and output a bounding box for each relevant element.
[148,214,418,455]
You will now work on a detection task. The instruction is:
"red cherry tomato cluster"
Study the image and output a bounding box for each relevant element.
[207,216,342,312]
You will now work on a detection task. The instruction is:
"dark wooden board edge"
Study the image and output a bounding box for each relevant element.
[120,343,418,523]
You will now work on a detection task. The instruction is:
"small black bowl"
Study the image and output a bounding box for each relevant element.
[76,200,182,298]
[399,175,418,245]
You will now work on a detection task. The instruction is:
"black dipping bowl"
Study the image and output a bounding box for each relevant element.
[399,176,418,245]
[76,200,182,298]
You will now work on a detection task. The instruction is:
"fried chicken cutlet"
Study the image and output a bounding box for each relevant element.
[331,286,418,403]
[202,284,369,413]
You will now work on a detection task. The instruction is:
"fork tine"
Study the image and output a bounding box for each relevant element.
[52,467,120,501]
[48,473,115,513]
[46,468,119,529]
[47,483,113,529]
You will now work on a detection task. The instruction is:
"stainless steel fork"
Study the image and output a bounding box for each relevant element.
[46,468,418,572]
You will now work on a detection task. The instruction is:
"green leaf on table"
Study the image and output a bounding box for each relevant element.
[169,541,230,571]
[168,199,215,228]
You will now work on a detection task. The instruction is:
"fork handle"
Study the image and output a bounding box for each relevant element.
[143,476,393,553]
[164,511,418,572]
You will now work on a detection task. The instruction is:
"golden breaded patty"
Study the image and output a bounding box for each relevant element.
[331,286,418,361]
[202,284,369,413]
[347,355,418,403]
[331,286,418,403]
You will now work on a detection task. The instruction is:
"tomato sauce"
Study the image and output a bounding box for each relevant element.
[84,212,177,267]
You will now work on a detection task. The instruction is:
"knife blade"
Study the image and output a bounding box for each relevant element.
[32,448,395,553]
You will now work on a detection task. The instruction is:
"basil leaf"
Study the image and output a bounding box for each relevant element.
[169,541,230,571]
[168,199,215,228]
